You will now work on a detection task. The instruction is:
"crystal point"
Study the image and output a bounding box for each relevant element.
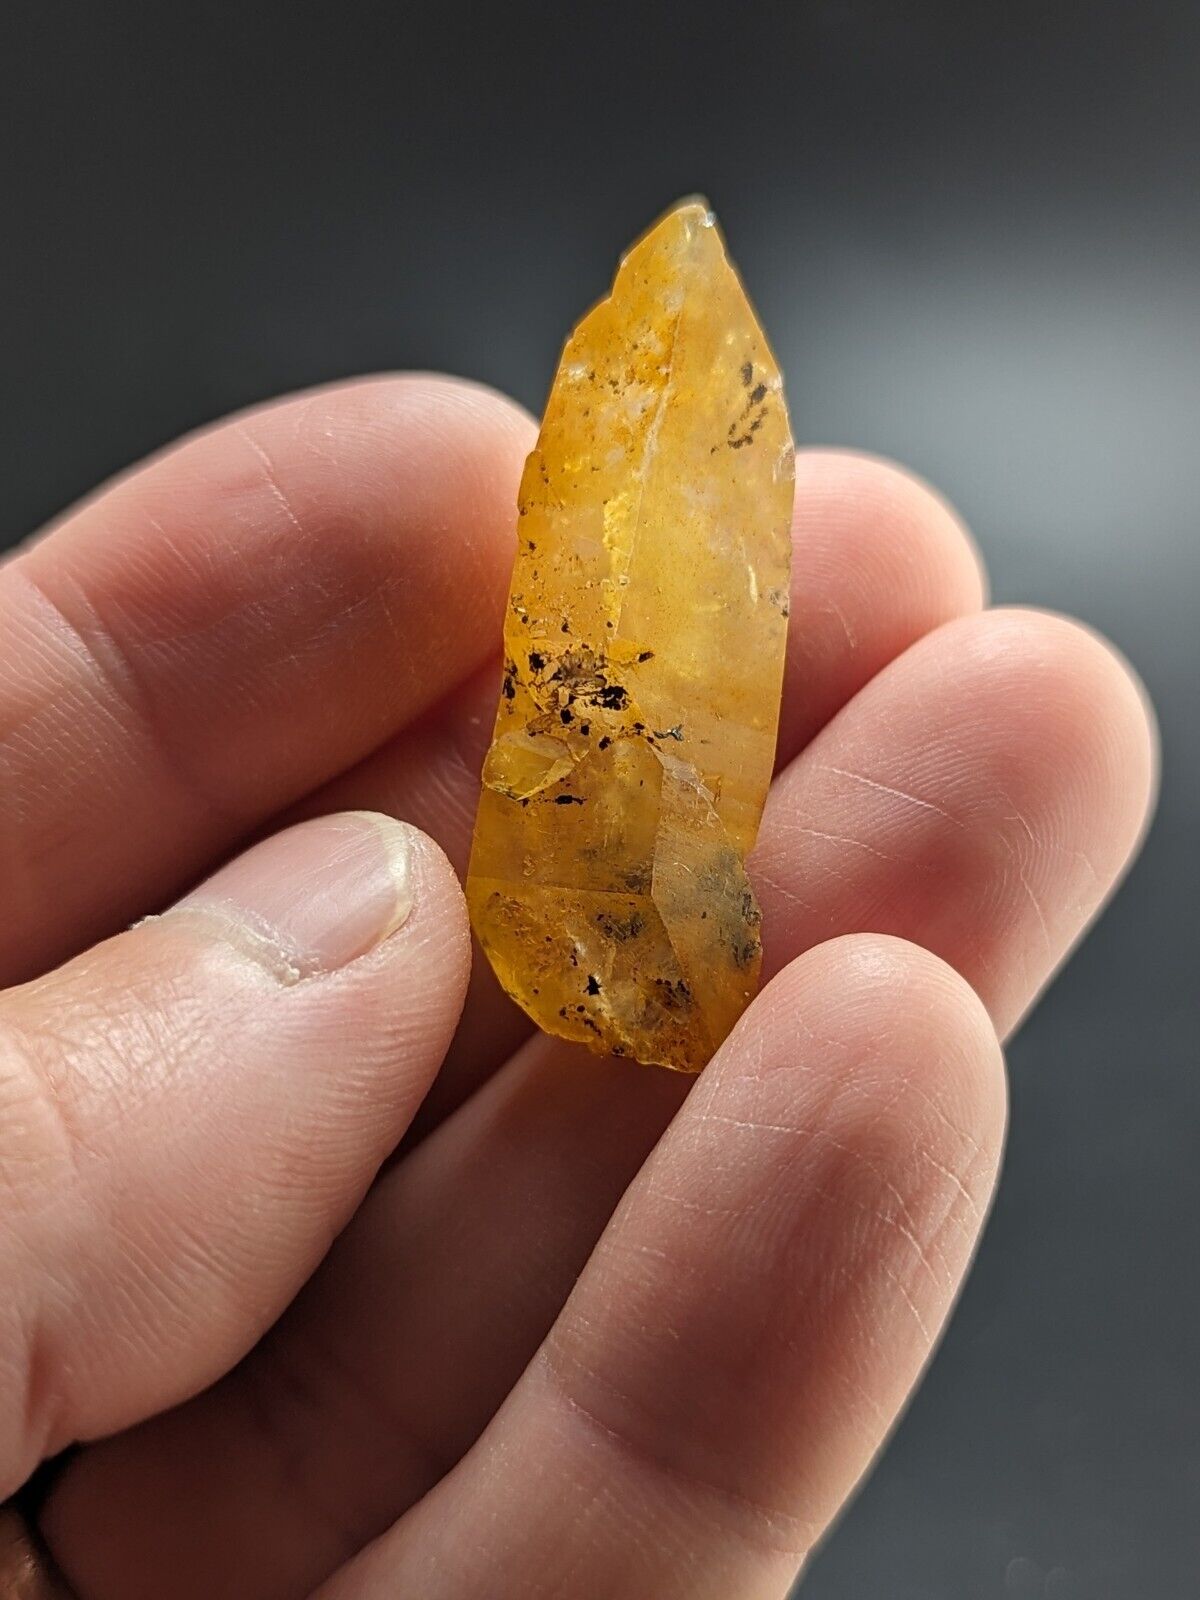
[466,201,794,1071]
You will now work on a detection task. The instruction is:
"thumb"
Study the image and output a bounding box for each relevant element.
[0,811,468,1496]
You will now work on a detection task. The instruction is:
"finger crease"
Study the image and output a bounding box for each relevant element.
[536,1348,816,1565]
[11,563,252,833]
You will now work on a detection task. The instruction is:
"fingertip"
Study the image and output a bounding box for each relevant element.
[795,446,988,611]
[781,449,987,754]
[277,813,473,1124]
[742,932,1008,1167]
[166,810,457,982]
[990,605,1158,809]
[366,812,473,991]
[934,607,1158,872]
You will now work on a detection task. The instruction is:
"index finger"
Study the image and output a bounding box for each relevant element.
[0,375,533,984]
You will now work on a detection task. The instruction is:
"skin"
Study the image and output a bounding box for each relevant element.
[0,376,1156,1600]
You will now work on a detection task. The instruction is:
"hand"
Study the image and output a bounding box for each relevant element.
[0,378,1154,1599]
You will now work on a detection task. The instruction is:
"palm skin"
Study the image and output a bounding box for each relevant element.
[0,377,1154,1600]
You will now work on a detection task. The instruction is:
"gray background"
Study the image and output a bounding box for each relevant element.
[2,3,1196,1595]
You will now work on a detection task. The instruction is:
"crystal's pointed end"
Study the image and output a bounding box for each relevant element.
[466,202,793,1072]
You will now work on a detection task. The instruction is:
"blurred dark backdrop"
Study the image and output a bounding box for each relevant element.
[3,3,1197,1595]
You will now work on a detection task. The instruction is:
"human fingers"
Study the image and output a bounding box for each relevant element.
[0,812,468,1499]
[39,608,1154,1600]
[0,376,531,985]
[754,606,1156,1036]
[315,937,1005,1600]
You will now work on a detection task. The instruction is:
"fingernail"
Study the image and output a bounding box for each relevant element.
[173,812,416,976]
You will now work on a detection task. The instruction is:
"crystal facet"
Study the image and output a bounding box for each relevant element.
[466,200,794,1071]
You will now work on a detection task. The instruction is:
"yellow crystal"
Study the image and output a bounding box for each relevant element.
[466,199,794,1071]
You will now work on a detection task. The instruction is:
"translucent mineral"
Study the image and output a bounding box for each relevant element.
[466,199,794,1071]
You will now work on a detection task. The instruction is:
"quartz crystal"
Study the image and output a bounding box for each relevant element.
[466,199,794,1071]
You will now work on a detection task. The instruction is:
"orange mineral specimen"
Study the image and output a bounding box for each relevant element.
[466,199,794,1071]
